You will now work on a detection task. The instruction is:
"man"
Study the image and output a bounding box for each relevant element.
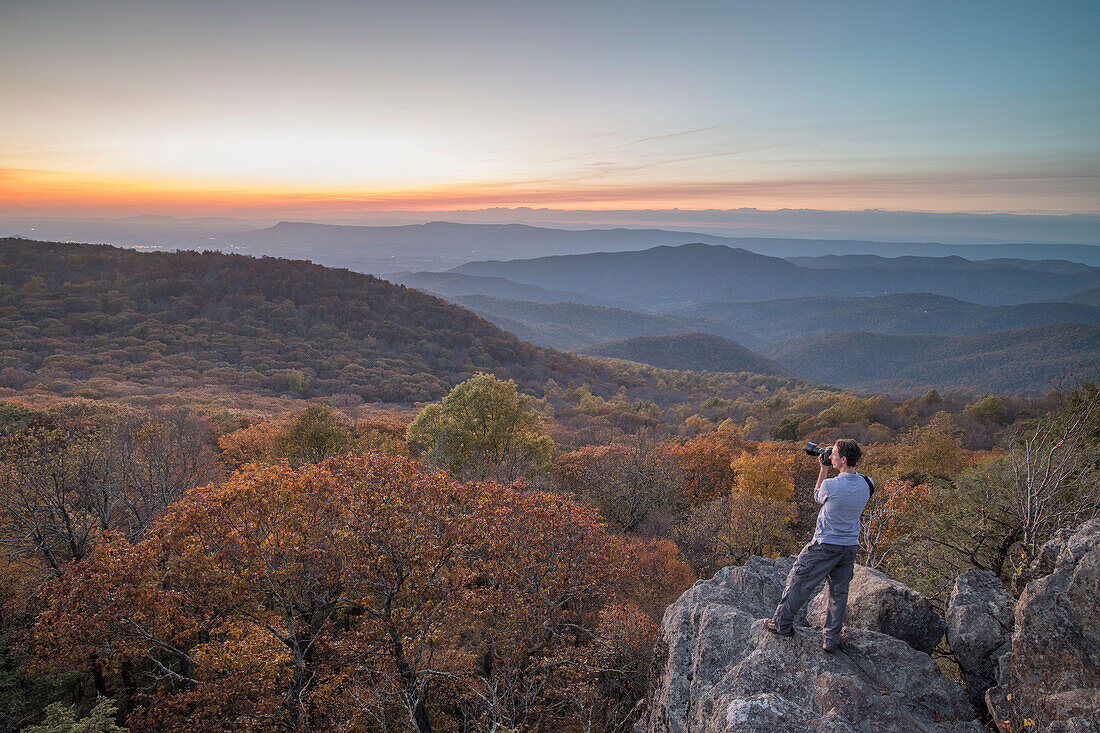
[764,439,871,652]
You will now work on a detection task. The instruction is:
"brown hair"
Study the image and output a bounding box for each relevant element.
[835,438,862,467]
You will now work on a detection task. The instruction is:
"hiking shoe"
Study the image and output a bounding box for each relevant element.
[764,619,793,636]
[822,642,840,653]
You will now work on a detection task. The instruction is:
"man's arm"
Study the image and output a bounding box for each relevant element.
[814,462,830,503]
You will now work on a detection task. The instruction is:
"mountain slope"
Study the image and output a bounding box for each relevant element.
[388,271,632,308]
[761,324,1100,393]
[675,293,1100,343]
[450,295,764,351]
[1062,287,1100,307]
[0,239,615,403]
[575,333,794,377]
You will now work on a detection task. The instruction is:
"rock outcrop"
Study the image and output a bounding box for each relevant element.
[807,564,946,653]
[945,570,1015,713]
[640,556,982,733]
[988,519,1100,732]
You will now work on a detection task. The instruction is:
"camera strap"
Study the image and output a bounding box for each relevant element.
[858,473,874,498]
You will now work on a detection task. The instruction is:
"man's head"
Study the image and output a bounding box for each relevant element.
[831,438,862,469]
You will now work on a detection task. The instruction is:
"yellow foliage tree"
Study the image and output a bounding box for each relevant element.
[731,443,797,503]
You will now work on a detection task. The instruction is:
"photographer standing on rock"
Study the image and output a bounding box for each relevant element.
[765,439,872,652]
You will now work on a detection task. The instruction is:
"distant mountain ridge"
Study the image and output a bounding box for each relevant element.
[452,243,1100,309]
[786,254,1098,274]
[213,221,1100,268]
[5,218,1099,273]
[761,323,1100,394]
[575,333,794,378]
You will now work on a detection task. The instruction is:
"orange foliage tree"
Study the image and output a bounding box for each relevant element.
[873,412,971,483]
[673,442,801,575]
[859,477,934,569]
[33,453,672,733]
[0,408,219,580]
[667,428,746,510]
[554,433,678,532]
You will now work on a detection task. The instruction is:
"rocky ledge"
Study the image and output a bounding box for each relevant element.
[639,556,981,733]
[639,519,1100,732]
[986,519,1100,732]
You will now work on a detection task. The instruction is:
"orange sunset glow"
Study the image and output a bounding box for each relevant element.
[5,165,1098,220]
[3,1,1098,222]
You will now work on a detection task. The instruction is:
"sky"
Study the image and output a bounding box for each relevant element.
[2,0,1098,218]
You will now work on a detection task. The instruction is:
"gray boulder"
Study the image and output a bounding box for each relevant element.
[945,570,1014,712]
[988,518,1100,732]
[641,556,982,733]
[1012,524,1077,593]
[806,564,946,653]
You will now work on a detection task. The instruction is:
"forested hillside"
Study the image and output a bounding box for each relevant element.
[389,270,631,308]
[674,292,1100,343]
[575,333,793,377]
[763,323,1100,393]
[0,239,609,402]
[452,295,762,350]
[0,239,821,410]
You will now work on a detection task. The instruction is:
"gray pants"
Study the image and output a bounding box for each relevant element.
[772,542,859,646]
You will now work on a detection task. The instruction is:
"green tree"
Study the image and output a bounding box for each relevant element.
[22,696,127,733]
[963,394,1009,424]
[271,404,353,468]
[893,412,968,483]
[406,373,553,481]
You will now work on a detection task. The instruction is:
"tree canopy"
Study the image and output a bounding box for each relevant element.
[406,373,554,481]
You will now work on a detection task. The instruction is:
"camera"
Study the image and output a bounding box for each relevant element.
[805,442,832,463]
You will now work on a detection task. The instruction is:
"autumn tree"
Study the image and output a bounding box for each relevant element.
[674,496,739,576]
[889,411,969,483]
[895,386,1100,596]
[731,443,797,504]
[611,537,696,622]
[860,478,933,569]
[22,696,127,733]
[905,456,1021,590]
[1006,384,1100,558]
[35,456,479,732]
[674,443,801,574]
[268,404,354,467]
[727,444,800,558]
[217,405,352,469]
[445,488,622,730]
[555,432,677,533]
[666,427,746,510]
[406,373,553,481]
[0,407,219,581]
[218,406,408,471]
[34,453,656,733]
